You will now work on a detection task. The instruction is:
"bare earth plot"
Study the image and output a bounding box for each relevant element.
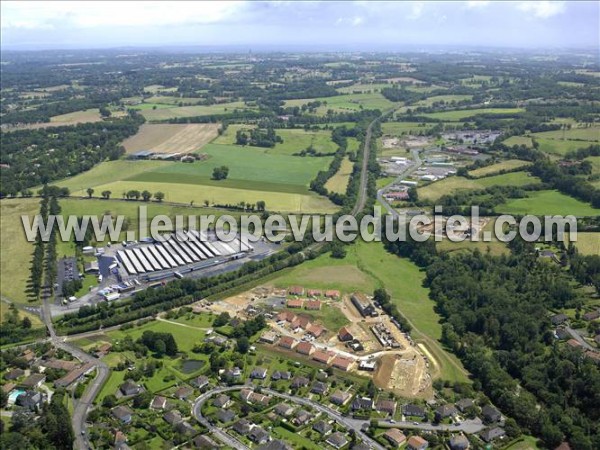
[122,123,220,154]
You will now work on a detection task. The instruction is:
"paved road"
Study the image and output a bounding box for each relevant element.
[191,385,385,450]
[192,385,485,449]
[376,148,423,219]
[192,386,252,450]
[42,292,109,450]
[566,326,597,352]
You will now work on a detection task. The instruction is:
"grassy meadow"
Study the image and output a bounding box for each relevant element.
[499,190,600,216]
[422,107,524,121]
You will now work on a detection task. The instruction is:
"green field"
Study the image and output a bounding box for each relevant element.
[586,156,600,174]
[499,190,600,216]
[50,108,102,123]
[418,172,539,202]
[381,121,438,135]
[469,159,530,177]
[502,136,533,148]
[324,157,353,194]
[65,144,337,213]
[422,107,524,121]
[135,101,254,121]
[1,199,39,304]
[571,232,600,256]
[284,92,397,115]
[536,138,592,156]
[214,125,339,155]
[336,83,391,94]
[56,160,171,192]
[531,125,600,142]
[414,94,473,107]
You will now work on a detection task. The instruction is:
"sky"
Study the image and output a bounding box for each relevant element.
[1,1,598,51]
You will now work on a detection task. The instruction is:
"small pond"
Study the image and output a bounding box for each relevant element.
[180,359,205,374]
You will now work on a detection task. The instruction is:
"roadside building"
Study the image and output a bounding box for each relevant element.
[407,435,429,450]
[330,390,352,406]
[338,327,354,342]
[326,432,349,449]
[278,336,298,350]
[351,293,376,317]
[384,429,407,447]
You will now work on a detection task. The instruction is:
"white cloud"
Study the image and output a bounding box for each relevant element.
[1,1,246,29]
[466,1,490,9]
[408,1,425,20]
[517,1,566,19]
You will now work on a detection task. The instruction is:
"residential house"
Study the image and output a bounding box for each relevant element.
[112,405,133,424]
[435,404,458,421]
[232,419,252,435]
[376,399,397,415]
[311,381,329,395]
[2,383,15,394]
[114,430,128,449]
[338,327,354,342]
[455,398,474,412]
[287,299,304,309]
[216,409,236,423]
[407,435,429,450]
[249,426,270,444]
[352,397,374,411]
[325,290,340,299]
[293,409,313,426]
[554,327,569,340]
[288,286,305,296]
[312,350,333,365]
[192,434,219,449]
[482,405,501,423]
[278,336,298,350]
[313,420,333,435]
[150,395,167,410]
[212,395,231,408]
[330,391,352,406]
[351,443,371,450]
[277,311,297,323]
[291,316,310,330]
[271,370,292,381]
[175,421,197,437]
[223,367,242,379]
[307,289,322,297]
[306,323,326,338]
[21,349,35,363]
[550,314,568,325]
[191,375,209,389]
[20,373,46,389]
[53,362,94,388]
[257,439,293,450]
[163,410,183,425]
[95,343,112,356]
[384,429,407,447]
[174,385,193,400]
[402,404,426,418]
[4,369,25,380]
[274,403,294,417]
[295,342,314,356]
[291,376,310,388]
[326,432,349,449]
[480,427,506,442]
[250,367,268,379]
[567,339,582,348]
[449,434,470,450]
[120,380,142,396]
[583,310,600,321]
[305,300,321,310]
[39,359,79,371]
[16,391,43,411]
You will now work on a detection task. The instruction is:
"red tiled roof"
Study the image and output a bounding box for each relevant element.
[296,342,314,355]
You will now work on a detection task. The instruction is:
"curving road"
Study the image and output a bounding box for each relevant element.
[192,385,485,449]
[191,385,386,450]
[42,294,109,450]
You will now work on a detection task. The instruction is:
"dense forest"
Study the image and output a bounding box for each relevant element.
[0,114,144,197]
[383,229,600,450]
